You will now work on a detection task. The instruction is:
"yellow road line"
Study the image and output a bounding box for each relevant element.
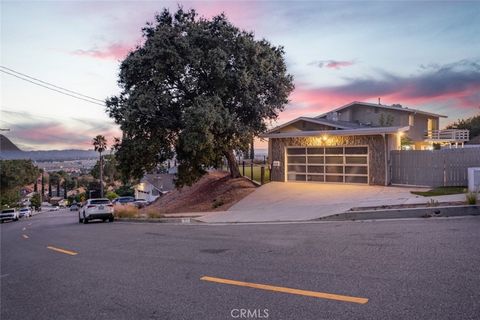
[22,234,29,239]
[200,276,368,304]
[47,246,78,256]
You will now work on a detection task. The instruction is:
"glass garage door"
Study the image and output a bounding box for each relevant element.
[286,146,369,184]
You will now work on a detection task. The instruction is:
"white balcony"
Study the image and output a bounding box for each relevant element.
[424,129,470,142]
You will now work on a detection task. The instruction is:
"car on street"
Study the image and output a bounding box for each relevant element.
[70,204,79,211]
[79,198,114,224]
[0,208,19,223]
[134,199,149,208]
[19,207,32,218]
[112,196,135,205]
[50,206,60,211]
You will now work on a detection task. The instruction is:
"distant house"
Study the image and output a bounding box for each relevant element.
[134,173,175,202]
[261,101,470,186]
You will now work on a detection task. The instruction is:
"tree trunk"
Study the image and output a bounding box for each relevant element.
[48,177,52,197]
[41,174,45,201]
[225,150,241,178]
[100,153,104,198]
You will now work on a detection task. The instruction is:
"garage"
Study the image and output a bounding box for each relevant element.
[286,146,369,184]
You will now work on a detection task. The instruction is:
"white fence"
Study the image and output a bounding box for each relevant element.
[424,129,469,142]
[390,148,480,187]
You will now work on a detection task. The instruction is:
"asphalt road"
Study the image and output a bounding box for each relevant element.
[1,210,480,320]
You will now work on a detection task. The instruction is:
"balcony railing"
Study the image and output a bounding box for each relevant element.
[424,129,470,142]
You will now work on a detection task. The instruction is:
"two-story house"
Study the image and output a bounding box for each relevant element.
[261,101,469,186]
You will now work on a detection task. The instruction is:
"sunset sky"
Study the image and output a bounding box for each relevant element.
[1,1,479,150]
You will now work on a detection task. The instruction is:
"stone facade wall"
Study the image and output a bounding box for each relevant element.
[270,135,387,185]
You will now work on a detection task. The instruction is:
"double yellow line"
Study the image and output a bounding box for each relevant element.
[201,276,368,304]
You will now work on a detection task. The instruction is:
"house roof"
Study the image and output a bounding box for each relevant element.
[260,126,410,139]
[268,117,352,133]
[316,101,448,119]
[142,173,175,192]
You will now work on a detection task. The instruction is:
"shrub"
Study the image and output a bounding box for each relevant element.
[114,204,138,218]
[145,207,163,219]
[212,198,224,209]
[426,199,439,207]
[466,192,478,205]
[106,191,119,201]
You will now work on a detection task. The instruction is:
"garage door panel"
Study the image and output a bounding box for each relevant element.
[288,165,306,172]
[345,176,368,184]
[287,156,306,163]
[326,175,344,183]
[286,146,369,184]
[307,156,324,164]
[345,166,368,175]
[308,165,324,173]
[307,175,325,182]
[326,166,344,174]
[325,147,344,154]
[287,148,305,155]
[346,156,367,164]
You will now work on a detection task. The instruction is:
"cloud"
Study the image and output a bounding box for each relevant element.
[0,110,120,150]
[289,59,480,118]
[309,60,356,70]
[71,42,133,60]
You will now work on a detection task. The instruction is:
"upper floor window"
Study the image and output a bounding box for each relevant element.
[409,114,415,126]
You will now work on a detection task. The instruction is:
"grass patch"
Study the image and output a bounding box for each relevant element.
[241,165,271,183]
[114,204,139,218]
[145,207,163,219]
[466,192,478,205]
[411,186,466,197]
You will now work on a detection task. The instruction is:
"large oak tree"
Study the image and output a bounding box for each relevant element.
[107,8,294,187]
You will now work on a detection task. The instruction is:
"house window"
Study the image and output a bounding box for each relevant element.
[409,114,414,126]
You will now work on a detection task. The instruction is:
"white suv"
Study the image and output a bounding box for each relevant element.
[79,199,114,224]
[0,209,20,223]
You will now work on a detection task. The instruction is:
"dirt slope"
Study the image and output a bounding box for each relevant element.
[147,171,256,213]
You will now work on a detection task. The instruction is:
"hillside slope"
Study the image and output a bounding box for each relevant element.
[0,134,21,151]
[148,171,256,213]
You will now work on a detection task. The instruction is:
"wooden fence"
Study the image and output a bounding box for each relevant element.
[390,148,480,187]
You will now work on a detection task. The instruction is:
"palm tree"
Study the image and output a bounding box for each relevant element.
[92,135,107,198]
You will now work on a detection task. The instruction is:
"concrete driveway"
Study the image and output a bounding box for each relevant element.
[198,182,465,223]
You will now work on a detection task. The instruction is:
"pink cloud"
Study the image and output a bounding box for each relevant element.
[71,42,133,60]
[309,60,356,70]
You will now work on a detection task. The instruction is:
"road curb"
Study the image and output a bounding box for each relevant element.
[319,205,480,221]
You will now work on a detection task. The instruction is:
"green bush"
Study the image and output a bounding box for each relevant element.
[30,193,41,210]
[466,192,478,205]
[106,191,119,201]
[115,185,134,197]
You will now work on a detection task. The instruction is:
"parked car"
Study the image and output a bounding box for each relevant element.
[70,204,79,211]
[0,208,19,223]
[134,199,149,208]
[19,207,32,218]
[50,206,60,211]
[79,198,114,224]
[112,196,135,205]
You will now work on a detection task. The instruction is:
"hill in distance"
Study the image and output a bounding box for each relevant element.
[0,134,98,161]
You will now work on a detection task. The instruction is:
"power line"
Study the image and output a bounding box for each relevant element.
[0,66,105,103]
[0,68,106,107]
